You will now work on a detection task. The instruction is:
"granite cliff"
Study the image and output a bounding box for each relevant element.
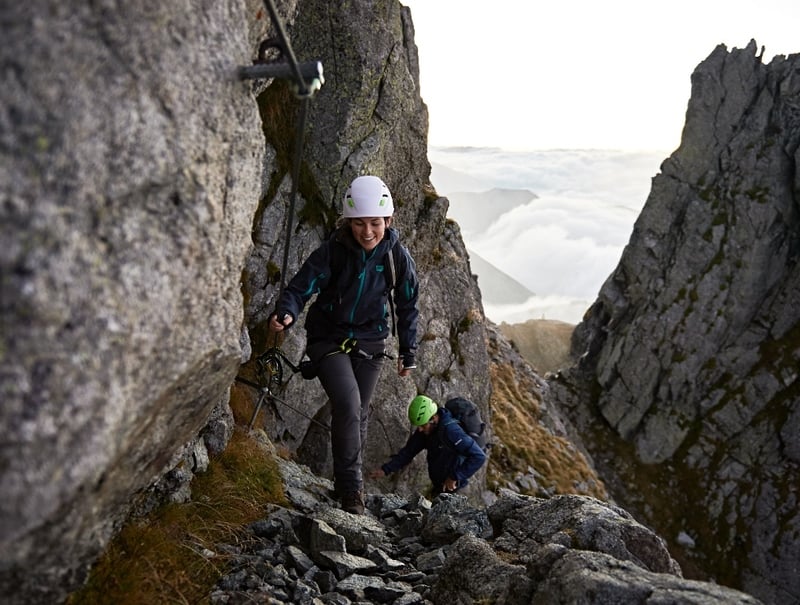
[550,41,800,605]
[2,1,795,604]
[0,1,503,601]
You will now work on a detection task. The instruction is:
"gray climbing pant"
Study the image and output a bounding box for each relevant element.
[309,340,385,494]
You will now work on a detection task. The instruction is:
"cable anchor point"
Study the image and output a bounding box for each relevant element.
[239,37,324,98]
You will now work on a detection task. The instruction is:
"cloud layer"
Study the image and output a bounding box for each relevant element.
[431,147,666,324]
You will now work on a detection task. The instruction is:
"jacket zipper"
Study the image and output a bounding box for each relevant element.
[347,247,374,337]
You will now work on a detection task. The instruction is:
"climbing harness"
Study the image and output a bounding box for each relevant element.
[324,338,395,363]
[238,337,392,430]
[236,0,326,429]
[256,346,299,391]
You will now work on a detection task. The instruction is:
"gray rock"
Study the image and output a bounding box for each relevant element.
[315,551,378,580]
[0,0,266,601]
[364,544,406,572]
[551,40,800,604]
[209,484,761,605]
[531,550,764,605]
[415,548,446,573]
[330,570,383,593]
[287,485,327,513]
[431,534,534,605]
[420,493,492,545]
[310,520,347,555]
[364,580,413,603]
[316,507,389,554]
[201,399,236,458]
[307,567,336,594]
[392,594,426,605]
[288,545,316,574]
[490,493,681,575]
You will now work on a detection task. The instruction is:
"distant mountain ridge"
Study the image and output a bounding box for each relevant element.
[466,249,533,305]
[499,319,574,375]
[434,178,539,309]
[445,187,537,236]
[429,160,492,193]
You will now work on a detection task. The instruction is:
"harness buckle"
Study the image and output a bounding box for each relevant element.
[339,338,357,354]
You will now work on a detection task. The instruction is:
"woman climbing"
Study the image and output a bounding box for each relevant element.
[268,175,420,514]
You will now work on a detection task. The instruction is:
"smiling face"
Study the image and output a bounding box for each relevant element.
[349,217,391,251]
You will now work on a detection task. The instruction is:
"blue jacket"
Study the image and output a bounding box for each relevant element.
[276,226,419,355]
[381,408,487,490]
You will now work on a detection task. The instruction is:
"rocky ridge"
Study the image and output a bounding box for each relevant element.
[3,1,795,604]
[550,41,800,604]
[208,450,762,604]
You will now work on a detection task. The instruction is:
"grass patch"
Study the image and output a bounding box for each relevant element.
[487,361,606,500]
[68,428,287,605]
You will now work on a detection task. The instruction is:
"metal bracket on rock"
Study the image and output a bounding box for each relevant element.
[239,57,324,98]
[239,34,324,98]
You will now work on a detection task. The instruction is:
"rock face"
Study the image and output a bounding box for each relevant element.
[7,2,794,605]
[1,1,493,602]
[209,456,762,604]
[239,0,493,501]
[1,1,268,602]
[549,41,800,605]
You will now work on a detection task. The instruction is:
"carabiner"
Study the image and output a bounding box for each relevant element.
[256,348,284,390]
[339,338,358,354]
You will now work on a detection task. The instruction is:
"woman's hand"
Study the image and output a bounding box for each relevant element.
[268,313,293,333]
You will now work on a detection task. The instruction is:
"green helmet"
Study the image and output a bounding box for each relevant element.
[408,395,438,426]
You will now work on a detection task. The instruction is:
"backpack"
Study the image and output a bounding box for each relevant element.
[443,397,488,452]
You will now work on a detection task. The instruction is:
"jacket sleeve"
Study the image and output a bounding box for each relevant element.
[274,242,332,324]
[394,244,419,355]
[442,423,487,486]
[381,430,427,475]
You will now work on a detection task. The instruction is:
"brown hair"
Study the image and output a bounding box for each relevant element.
[335,216,393,229]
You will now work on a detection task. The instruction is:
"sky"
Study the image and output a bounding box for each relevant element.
[402,0,800,151]
[400,1,799,325]
[428,147,661,324]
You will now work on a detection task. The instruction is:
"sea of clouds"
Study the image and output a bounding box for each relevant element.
[429,146,670,325]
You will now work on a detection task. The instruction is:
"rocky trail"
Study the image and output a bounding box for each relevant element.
[210,455,762,604]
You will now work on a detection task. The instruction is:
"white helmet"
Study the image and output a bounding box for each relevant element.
[342,176,394,218]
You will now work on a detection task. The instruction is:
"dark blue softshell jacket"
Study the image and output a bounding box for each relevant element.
[381,408,487,488]
[276,226,419,354]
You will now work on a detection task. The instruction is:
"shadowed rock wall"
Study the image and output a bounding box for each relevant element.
[1,1,495,602]
[1,1,268,602]
[550,41,800,605]
[240,0,493,500]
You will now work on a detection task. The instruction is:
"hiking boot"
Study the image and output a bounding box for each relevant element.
[341,490,365,515]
